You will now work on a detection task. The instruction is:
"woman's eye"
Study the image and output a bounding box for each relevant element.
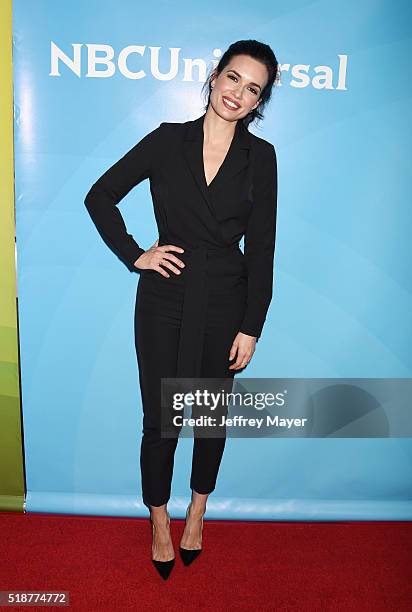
[227,74,258,95]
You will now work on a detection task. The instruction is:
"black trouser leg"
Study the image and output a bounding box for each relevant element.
[190,321,238,495]
[135,280,182,507]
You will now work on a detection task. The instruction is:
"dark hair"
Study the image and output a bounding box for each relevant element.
[201,39,281,129]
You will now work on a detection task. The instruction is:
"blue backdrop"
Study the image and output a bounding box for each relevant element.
[12,0,412,519]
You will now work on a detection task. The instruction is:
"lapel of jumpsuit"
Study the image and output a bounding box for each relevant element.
[175,113,252,382]
[182,111,251,218]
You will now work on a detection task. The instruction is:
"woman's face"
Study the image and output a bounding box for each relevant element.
[210,54,269,121]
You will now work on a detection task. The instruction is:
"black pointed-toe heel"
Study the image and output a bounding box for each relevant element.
[179,502,204,567]
[150,511,175,580]
[152,557,175,580]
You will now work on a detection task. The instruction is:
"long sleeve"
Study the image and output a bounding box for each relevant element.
[84,122,164,271]
[239,143,278,339]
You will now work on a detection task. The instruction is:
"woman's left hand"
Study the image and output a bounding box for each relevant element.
[228,332,257,370]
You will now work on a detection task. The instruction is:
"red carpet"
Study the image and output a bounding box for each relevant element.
[0,512,411,611]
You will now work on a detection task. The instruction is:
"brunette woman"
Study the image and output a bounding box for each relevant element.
[85,39,280,580]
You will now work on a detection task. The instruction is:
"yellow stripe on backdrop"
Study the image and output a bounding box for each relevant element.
[0,0,25,511]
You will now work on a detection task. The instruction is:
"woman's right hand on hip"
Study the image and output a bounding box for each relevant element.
[133,239,185,277]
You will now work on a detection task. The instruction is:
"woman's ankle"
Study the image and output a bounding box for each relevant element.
[150,503,169,525]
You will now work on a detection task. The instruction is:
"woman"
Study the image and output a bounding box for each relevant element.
[84,39,280,580]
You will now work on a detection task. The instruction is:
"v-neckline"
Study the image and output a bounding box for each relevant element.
[202,121,238,189]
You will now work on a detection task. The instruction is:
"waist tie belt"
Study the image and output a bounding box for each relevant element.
[158,239,241,379]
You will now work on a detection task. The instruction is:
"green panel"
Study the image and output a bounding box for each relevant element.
[0,0,25,512]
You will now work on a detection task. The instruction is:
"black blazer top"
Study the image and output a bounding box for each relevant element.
[84,112,278,340]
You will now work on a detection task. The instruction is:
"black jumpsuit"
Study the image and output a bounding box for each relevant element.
[84,112,278,507]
